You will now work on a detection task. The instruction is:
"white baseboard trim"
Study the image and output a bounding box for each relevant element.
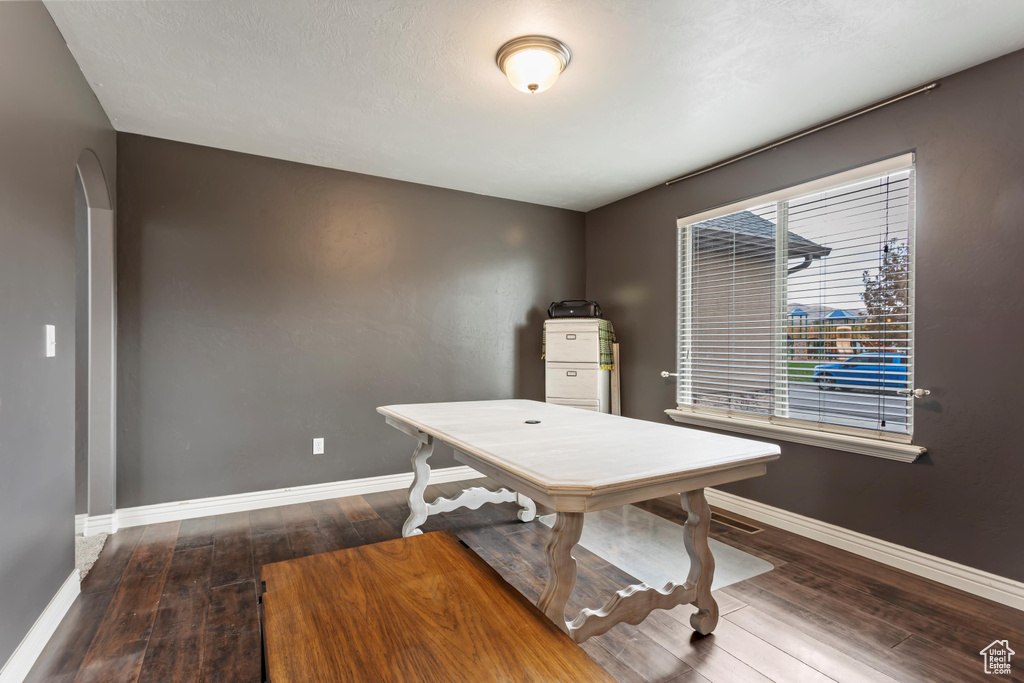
[82,513,117,537]
[706,487,1024,612]
[114,465,482,529]
[74,514,85,535]
[0,570,80,683]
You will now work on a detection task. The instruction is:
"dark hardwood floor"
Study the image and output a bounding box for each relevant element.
[27,478,1024,682]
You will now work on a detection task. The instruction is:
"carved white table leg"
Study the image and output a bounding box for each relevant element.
[537,511,584,635]
[401,436,536,536]
[681,488,719,635]
[402,437,434,537]
[542,488,719,643]
[515,493,537,522]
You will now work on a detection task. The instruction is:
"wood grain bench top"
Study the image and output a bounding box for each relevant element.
[260,530,615,682]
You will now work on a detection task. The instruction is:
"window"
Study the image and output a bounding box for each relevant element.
[673,154,917,450]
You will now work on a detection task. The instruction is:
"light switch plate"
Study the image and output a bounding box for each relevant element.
[312,437,324,455]
[45,325,56,357]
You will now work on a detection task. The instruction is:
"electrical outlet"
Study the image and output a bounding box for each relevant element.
[312,437,324,455]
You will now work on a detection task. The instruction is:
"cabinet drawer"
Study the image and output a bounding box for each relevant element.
[548,398,601,412]
[545,330,600,363]
[546,365,603,399]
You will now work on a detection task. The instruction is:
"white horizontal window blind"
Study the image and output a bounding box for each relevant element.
[677,156,915,439]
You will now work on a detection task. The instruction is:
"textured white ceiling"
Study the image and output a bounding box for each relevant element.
[45,0,1024,211]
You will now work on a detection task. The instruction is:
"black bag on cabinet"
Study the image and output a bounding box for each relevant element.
[547,300,602,319]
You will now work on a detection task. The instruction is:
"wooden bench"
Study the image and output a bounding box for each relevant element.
[259,530,614,682]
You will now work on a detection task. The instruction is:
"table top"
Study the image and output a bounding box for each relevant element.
[378,400,780,495]
[261,530,615,682]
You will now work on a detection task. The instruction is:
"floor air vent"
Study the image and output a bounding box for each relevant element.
[711,511,763,534]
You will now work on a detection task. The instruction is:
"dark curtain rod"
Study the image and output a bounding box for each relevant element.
[664,82,939,186]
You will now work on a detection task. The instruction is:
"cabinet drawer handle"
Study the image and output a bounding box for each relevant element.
[565,334,576,340]
[566,370,577,377]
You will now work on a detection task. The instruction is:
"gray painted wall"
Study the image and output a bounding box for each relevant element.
[116,134,584,507]
[0,1,115,666]
[585,48,1024,581]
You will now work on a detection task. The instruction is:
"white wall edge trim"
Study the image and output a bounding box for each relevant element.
[82,514,117,537]
[112,465,482,529]
[74,514,85,536]
[705,487,1024,612]
[0,570,80,683]
[666,408,925,462]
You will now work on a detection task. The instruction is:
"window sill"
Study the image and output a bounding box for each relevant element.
[665,408,926,463]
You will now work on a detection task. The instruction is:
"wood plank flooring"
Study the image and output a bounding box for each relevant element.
[261,530,614,682]
[26,478,1024,683]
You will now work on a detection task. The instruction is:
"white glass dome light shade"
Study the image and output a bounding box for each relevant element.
[502,47,563,93]
[496,36,571,94]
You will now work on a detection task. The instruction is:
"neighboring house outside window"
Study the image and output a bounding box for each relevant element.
[672,154,919,459]
[685,208,830,416]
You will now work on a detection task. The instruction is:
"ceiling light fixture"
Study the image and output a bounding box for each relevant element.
[496,35,571,94]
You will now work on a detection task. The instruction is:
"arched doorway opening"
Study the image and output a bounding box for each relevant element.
[74,150,116,535]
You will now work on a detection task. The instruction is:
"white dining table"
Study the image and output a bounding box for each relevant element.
[378,399,780,642]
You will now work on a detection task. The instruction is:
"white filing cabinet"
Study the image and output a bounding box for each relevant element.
[544,319,611,413]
